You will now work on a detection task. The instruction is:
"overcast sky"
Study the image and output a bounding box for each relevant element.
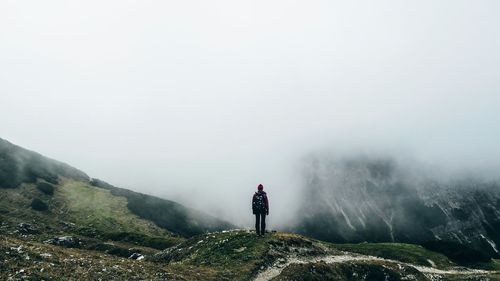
[1,1,499,226]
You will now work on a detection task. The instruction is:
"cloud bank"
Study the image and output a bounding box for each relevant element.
[1,0,499,226]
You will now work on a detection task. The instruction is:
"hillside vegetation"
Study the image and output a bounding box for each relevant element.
[0,178,183,249]
[2,179,499,280]
[89,178,235,237]
[2,137,500,280]
[3,228,499,280]
[0,138,88,188]
[0,137,233,238]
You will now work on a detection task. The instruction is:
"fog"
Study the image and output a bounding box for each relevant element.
[1,1,500,227]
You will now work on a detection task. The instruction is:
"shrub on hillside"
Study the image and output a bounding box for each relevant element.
[24,162,59,184]
[36,182,55,195]
[1,138,89,189]
[87,243,134,257]
[0,151,21,188]
[0,151,59,188]
[104,232,179,249]
[31,198,48,211]
[90,178,234,237]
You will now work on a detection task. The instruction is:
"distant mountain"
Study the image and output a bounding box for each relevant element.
[291,155,500,258]
[0,137,234,237]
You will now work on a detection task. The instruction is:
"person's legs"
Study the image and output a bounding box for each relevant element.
[260,213,266,235]
[255,214,261,235]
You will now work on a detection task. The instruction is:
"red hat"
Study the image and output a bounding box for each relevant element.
[258,184,264,190]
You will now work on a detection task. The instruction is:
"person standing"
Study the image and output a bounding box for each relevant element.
[252,184,269,236]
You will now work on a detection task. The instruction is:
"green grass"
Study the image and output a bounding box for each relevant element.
[101,231,181,249]
[493,259,500,270]
[439,274,500,281]
[59,180,175,237]
[2,222,500,281]
[0,236,181,281]
[58,179,185,248]
[470,259,500,271]
[158,230,271,280]
[154,230,330,280]
[0,182,54,226]
[333,242,454,269]
[0,178,184,251]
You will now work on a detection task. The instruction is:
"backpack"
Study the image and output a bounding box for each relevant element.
[253,192,266,212]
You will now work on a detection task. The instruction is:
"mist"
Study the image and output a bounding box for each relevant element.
[1,1,500,227]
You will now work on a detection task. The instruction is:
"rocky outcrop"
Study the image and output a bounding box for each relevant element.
[292,155,500,257]
[44,236,81,248]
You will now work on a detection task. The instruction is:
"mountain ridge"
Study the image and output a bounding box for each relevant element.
[0,138,89,188]
[291,155,500,258]
[0,137,234,237]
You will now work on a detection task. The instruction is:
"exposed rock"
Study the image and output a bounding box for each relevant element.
[294,156,500,257]
[234,247,246,253]
[60,221,76,230]
[129,253,144,260]
[10,245,23,253]
[17,223,38,234]
[44,236,80,247]
[36,182,55,195]
[40,253,53,259]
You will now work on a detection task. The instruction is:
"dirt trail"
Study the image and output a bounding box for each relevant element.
[253,251,494,281]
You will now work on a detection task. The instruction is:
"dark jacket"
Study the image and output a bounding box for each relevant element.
[252,190,269,214]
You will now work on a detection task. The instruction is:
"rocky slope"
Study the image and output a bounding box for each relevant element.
[291,155,500,258]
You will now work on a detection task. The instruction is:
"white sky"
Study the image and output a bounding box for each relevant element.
[1,0,499,226]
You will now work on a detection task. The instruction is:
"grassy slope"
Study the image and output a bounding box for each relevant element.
[157,230,273,278]
[89,178,236,237]
[153,230,328,280]
[1,137,234,239]
[152,231,500,280]
[61,180,175,237]
[0,236,179,281]
[334,242,454,268]
[274,261,500,281]
[0,178,183,250]
[336,243,500,271]
[2,226,500,280]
